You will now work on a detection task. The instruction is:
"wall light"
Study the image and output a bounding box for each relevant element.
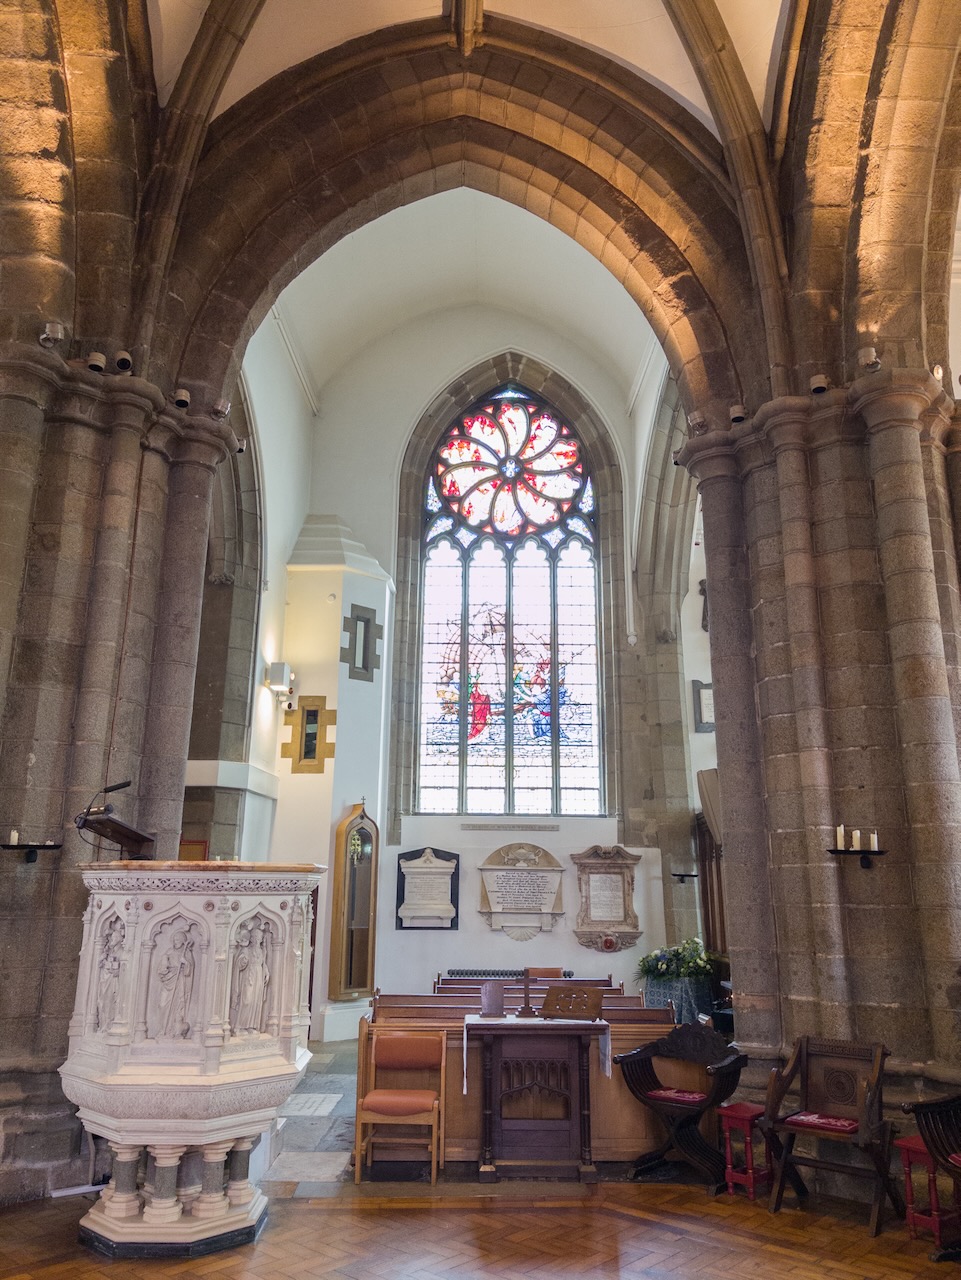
[729,404,746,424]
[266,661,295,703]
[858,346,881,371]
[38,321,64,348]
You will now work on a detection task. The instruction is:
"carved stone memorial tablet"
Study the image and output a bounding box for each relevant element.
[571,844,642,952]
[479,843,564,941]
[396,847,459,928]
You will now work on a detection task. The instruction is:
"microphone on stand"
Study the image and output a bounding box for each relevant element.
[74,780,131,830]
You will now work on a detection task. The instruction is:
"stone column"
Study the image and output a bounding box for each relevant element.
[101,1143,143,1220]
[942,419,961,737]
[226,1137,257,1206]
[177,1149,203,1215]
[852,370,961,1064]
[0,357,52,731]
[139,426,231,857]
[758,397,854,1039]
[143,1144,187,1224]
[190,1140,233,1220]
[66,382,162,843]
[679,428,781,1060]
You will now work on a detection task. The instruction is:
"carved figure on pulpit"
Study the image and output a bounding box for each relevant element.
[230,919,271,1034]
[95,916,124,1032]
[155,928,196,1039]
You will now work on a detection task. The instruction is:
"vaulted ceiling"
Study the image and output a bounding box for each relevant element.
[144,2,791,410]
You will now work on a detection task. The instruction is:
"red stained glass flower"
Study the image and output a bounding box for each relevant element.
[435,396,584,537]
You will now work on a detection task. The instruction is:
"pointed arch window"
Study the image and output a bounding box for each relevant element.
[417,386,602,815]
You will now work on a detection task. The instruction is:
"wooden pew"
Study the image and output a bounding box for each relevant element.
[434,977,625,995]
[435,974,619,992]
[365,991,676,1164]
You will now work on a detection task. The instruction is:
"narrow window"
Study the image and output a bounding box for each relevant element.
[417,385,601,814]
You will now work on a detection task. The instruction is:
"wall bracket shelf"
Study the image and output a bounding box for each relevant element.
[828,847,886,870]
[1,842,62,864]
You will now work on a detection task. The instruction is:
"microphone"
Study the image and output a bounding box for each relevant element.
[75,780,131,830]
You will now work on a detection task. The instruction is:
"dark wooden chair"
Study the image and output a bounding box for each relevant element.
[761,1036,904,1236]
[902,1092,961,1260]
[614,1022,747,1189]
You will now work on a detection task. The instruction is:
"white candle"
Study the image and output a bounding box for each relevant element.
[851,829,861,850]
[869,831,878,851]
[835,824,844,849]
[9,829,17,845]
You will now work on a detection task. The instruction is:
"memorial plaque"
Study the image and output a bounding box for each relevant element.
[479,844,564,941]
[396,847,459,929]
[588,873,625,922]
[571,845,642,952]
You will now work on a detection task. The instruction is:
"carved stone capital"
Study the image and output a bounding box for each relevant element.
[674,428,739,485]
[848,367,945,433]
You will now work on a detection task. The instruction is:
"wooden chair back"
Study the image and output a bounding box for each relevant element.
[795,1036,886,1126]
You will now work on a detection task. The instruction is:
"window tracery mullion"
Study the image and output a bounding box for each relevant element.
[505,554,516,815]
[549,550,561,814]
[457,543,470,812]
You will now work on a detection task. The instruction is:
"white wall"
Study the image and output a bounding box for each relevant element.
[241,284,674,1011]
[310,303,638,599]
[373,816,664,996]
[241,315,317,781]
[680,510,716,799]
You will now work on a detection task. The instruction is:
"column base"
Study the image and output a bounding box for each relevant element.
[78,1192,267,1258]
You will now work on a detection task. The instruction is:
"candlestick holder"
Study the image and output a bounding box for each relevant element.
[828,846,885,869]
[1,841,62,864]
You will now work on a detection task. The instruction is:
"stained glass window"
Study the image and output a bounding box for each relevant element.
[418,386,602,814]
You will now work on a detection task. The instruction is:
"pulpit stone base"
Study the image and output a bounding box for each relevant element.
[78,1193,267,1258]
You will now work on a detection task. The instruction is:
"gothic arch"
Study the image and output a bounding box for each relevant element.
[151,19,768,421]
[842,0,961,367]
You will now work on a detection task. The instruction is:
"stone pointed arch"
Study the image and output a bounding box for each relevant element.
[151,20,769,422]
[785,0,961,381]
[843,0,961,368]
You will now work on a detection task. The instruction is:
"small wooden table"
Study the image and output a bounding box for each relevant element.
[465,1015,610,1182]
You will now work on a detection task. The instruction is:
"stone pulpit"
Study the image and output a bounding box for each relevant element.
[59,861,324,1257]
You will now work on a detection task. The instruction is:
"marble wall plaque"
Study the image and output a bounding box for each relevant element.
[396,847,459,929]
[571,845,642,952]
[479,843,564,941]
[588,873,625,922]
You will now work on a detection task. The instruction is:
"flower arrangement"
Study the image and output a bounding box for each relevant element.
[636,937,713,981]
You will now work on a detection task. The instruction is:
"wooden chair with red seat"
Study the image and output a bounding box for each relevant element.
[761,1035,904,1236]
[354,1021,447,1184]
[614,1022,747,1189]
[901,1092,961,1261]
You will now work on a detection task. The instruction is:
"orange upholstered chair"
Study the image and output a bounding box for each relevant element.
[354,1023,447,1184]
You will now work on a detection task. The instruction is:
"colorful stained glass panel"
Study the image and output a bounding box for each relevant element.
[419,386,601,817]
[464,540,507,812]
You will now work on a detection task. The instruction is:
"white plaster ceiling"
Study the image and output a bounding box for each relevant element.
[272,187,660,410]
[147,0,791,133]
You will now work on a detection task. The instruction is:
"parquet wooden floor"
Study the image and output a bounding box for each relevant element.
[0,1181,955,1280]
[2,1040,953,1279]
